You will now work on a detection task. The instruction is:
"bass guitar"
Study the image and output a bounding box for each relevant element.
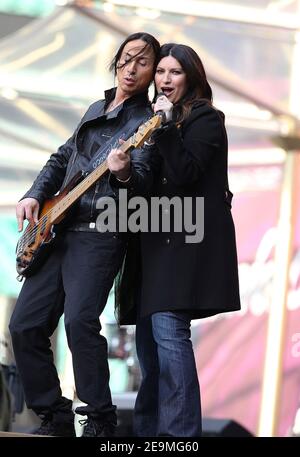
[16,114,162,279]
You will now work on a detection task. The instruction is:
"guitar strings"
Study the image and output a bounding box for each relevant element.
[18,131,135,248]
[18,157,110,251]
[17,117,157,255]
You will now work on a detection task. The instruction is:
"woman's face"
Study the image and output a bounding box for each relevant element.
[155,55,187,103]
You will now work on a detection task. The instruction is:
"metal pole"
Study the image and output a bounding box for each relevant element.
[258,1,300,436]
[258,150,297,436]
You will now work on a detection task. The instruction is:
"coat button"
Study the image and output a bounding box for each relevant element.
[166,238,170,245]
[162,177,167,184]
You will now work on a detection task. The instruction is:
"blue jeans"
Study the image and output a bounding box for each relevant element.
[134,311,202,437]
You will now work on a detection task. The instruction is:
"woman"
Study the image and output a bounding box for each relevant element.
[126,43,241,437]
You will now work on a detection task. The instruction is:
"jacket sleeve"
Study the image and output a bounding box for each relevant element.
[152,106,224,187]
[21,133,76,205]
[20,101,101,204]
[109,142,161,197]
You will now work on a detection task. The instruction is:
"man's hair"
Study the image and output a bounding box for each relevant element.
[109,32,161,78]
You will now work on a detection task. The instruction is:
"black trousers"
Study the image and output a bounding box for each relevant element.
[9,230,126,419]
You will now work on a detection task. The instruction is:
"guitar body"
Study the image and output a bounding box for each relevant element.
[16,172,83,279]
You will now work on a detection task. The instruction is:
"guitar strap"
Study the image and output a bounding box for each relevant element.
[85,113,150,174]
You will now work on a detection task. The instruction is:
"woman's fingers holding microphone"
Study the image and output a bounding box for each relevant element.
[153,94,173,122]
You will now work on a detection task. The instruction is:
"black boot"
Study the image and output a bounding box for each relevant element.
[80,415,116,437]
[33,397,76,437]
[33,412,76,437]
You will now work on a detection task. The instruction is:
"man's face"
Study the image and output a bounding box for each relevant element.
[116,39,155,97]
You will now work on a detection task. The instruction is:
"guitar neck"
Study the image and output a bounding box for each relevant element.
[49,138,132,223]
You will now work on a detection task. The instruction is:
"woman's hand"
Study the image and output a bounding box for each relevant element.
[153,94,173,122]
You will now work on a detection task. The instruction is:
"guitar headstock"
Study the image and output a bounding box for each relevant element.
[130,115,162,148]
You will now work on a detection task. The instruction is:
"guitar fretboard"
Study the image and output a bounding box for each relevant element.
[49,136,133,223]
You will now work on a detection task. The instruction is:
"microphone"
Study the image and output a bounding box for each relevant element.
[154,92,166,114]
[155,91,165,102]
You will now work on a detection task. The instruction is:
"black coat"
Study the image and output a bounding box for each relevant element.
[117,101,240,323]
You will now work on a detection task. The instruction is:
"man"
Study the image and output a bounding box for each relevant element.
[9,32,160,437]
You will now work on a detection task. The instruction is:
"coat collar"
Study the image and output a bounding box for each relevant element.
[82,88,151,124]
[102,87,150,119]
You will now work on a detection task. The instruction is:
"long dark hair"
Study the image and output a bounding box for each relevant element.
[109,32,161,78]
[155,43,213,122]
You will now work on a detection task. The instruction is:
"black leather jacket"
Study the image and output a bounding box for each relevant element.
[23,88,157,223]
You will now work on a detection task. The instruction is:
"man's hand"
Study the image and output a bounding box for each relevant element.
[16,198,40,232]
[107,140,131,181]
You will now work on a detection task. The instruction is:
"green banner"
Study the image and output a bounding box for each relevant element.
[0,0,55,17]
[0,214,22,297]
